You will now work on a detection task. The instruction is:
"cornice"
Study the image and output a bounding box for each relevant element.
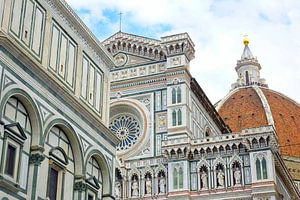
[46,0,115,69]
[274,152,300,199]
[191,78,231,134]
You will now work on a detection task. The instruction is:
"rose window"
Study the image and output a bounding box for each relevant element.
[109,114,141,151]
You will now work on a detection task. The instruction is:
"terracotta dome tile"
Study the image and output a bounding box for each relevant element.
[261,88,300,157]
[218,86,300,158]
[218,87,268,132]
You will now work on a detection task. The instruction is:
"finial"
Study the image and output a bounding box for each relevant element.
[243,34,249,46]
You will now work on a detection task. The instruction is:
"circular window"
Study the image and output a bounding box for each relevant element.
[114,53,127,67]
[109,114,141,151]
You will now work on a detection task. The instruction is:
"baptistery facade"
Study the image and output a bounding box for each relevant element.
[0,0,119,199]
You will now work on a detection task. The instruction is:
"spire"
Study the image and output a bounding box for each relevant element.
[231,36,268,89]
[241,35,254,59]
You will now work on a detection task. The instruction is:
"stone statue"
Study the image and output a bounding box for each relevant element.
[145,177,152,195]
[159,177,166,193]
[132,179,139,197]
[115,182,121,198]
[234,168,241,185]
[201,171,208,189]
[217,169,225,187]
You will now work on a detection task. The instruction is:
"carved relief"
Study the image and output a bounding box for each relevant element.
[171,57,181,66]
[156,113,167,133]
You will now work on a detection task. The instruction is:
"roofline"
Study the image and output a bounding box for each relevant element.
[102,31,161,45]
[262,87,300,108]
[190,78,231,134]
[55,0,115,68]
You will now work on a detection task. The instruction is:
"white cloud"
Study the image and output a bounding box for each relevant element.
[66,0,300,104]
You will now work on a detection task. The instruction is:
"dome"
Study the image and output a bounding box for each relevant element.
[217,86,300,158]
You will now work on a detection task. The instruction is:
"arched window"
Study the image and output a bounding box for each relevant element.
[245,71,249,85]
[173,168,178,189]
[172,110,177,126]
[86,157,103,199]
[178,167,183,189]
[178,109,182,125]
[47,126,74,200]
[173,165,184,190]
[256,156,268,180]
[172,88,176,104]
[256,158,261,180]
[262,158,267,179]
[4,97,31,133]
[177,87,182,103]
[47,126,74,160]
[3,97,30,182]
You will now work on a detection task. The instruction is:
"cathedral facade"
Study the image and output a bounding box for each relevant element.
[0,0,299,200]
[0,0,118,199]
[104,33,300,199]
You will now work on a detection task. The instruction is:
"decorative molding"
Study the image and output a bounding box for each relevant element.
[79,135,92,155]
[74,181,86,192]
[36,100,55,125]
[45,0,114,68]
[2,74,16,90]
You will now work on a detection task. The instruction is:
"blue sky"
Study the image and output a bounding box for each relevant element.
[66,0,300,104]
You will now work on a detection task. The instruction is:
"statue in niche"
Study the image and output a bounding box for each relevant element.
[234,168,241,185]
[217,169,225,187]
[201,171,208,189]
[159,176,166,193]
[115,182,121,198]
[132,179,139,197]
[145,177,152,195]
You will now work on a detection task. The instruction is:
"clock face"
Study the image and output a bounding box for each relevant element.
[109,114,141,151]
[114,53,127,67]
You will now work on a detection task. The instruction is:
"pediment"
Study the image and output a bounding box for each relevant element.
[49,147,68,165]
[113,52,156,68]
[86,176,100,189]
[4,122,27,141]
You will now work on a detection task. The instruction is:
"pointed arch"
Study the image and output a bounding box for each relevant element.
[177,87,182,103]
[172,88,176,104]
[172,110,177,126]
[177,109,182,125]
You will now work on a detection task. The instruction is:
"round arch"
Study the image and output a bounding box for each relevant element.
[85,149,112,196]
[0,88,42,146]
[43,118,84,176]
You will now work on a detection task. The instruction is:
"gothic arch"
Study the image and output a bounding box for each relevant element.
[143,166,154,177]
[229,154,243,166]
